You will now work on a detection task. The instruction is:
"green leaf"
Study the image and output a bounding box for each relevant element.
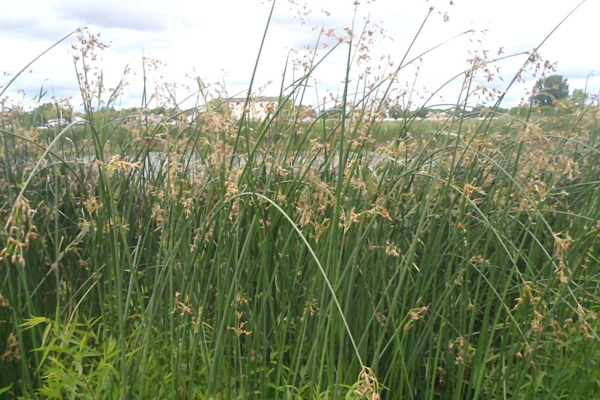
[20,316,49,330]
[0,384,12,395]
[41,322,52,347]
[73,360,83,377]
[32,345,69,354]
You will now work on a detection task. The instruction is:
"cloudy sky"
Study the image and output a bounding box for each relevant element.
[1,0,598,112]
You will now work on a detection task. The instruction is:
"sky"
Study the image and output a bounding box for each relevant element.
[1,0,598,113]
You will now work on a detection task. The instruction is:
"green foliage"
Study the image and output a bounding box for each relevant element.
[3,94,600,398]
[571,89,589,106]
[534,75,570,107]
[320,106,343,118]
[150,106,167,115]
[538,105,555,116]
[297,104,316,118]
[412,107,429,119]
[34,103,73,123]
[509,106,530,119]
[387,104,404,119]
[206,98,230,115]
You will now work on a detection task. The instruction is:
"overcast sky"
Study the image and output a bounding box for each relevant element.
[1,0,598,112]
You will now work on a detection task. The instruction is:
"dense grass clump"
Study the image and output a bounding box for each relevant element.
[2,9,600,399]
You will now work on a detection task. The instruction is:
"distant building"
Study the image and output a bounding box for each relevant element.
[227,97,279,120]
[186,106,205,124]
[426,111,448,120]
[47,118,69,127]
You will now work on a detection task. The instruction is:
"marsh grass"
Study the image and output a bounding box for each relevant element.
[1,2,600,399]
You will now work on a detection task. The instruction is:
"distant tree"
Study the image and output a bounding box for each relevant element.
[275,98,295,118]
[533,75,569,107]
[509,106,530,119]
[279,98,293,111]
[206,98,230,115]
[571,89,588,106]
[538,105,556,117]
[297,105,316,118]
[321,107,343,119]
[32,103,72,124]
[387,104,404,119]
[468,105,484,118]
[151,106,167,115]
[412,108,429,119]
[494,106,509,115]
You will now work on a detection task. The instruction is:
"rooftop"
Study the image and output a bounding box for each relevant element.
[227,96,279,103]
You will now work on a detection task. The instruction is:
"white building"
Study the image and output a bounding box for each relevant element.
[426,112,448,120]
[47,118,69,127]
[227,97,279,120]
[186,106,205,124]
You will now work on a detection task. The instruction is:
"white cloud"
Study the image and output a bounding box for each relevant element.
[53,1,170,32]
